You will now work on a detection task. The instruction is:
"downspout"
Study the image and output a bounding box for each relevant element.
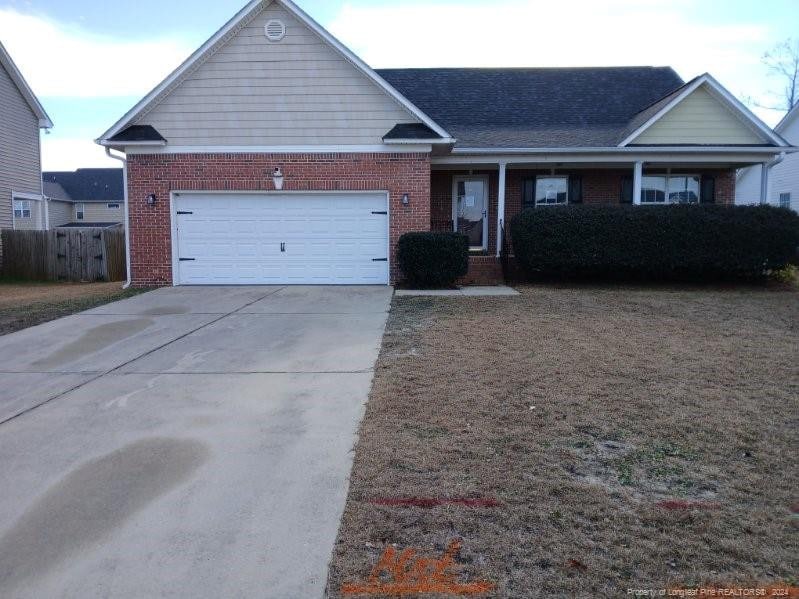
[105,147,131,288]
[760,152,786,204]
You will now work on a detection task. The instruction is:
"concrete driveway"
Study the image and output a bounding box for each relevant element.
[0,286,392,598]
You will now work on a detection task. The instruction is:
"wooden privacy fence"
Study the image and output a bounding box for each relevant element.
[1,228,126,282]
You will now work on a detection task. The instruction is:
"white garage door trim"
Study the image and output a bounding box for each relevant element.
[169,190,390,286]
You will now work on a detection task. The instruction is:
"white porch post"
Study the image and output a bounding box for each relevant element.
[496,161,507,257]
[632,161,643,205]
[759,162,769,204]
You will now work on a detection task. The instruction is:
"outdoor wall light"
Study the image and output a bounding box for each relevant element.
[146,193,157,206]
[272,167,285,190]
[402,193,410,206]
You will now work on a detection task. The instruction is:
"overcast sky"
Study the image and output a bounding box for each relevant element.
[1,0,796,171]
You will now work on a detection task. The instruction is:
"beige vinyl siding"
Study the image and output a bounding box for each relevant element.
[136,1,418,146]
[48,200,73,227]
[0,61,42,233]
[12,198,44,230]
[634,86,763,145]
[80,202,124,223]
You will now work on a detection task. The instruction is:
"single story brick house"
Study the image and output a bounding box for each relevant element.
[97,0,795,287]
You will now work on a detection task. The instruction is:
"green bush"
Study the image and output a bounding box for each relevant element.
[397,232,469,288]
[510,205,799,281]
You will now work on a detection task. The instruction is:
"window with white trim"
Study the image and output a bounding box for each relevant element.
[535,176,568,206]
[76,203,85,220]
[640,175,700,204]
[107,203,120,209]
[779,192,791,209]
[13,200,31,219]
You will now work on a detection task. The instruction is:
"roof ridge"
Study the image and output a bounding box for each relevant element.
[375,66,676,72]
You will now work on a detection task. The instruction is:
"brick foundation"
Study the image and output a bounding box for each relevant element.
[126,152,431,286]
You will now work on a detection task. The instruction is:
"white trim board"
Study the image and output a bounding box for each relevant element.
[449,146,797,155]
[432,151,791,166]
[126,144,434,155]
[97,0,451,145]
[11,191,44,201]
[618,74,789,147]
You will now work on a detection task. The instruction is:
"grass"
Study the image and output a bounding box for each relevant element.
[327,284,798,598]
[0,280,150,335]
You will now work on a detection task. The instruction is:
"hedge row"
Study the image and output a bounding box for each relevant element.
[397,232,469,288]
[509,205,799,280]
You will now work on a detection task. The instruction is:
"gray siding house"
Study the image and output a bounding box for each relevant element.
[0,41,52,242]
[42,169,125,228]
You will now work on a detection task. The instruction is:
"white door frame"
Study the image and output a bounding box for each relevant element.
[169,190,391,286]
[451,175,489,251]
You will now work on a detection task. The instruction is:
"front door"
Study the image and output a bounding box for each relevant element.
[453,177,488,251]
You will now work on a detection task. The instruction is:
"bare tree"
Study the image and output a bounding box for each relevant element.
[759,38,799,112]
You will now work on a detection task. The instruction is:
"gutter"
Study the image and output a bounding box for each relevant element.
[760,151,786,204]
[105,147,132,289]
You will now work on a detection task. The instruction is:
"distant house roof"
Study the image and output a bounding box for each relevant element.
[105,125,167,144]
[56,222,123,229]
[43,181,72,201]
[42,168,123,203]
[775,102,799,135]
[0,41,52,128]
[376,67,690,148]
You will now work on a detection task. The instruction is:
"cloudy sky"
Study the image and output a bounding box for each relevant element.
[1,0,797,171]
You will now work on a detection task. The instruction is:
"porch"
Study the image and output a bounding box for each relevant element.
[427,157,755,283]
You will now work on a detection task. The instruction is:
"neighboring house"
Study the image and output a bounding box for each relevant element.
[736,102,799,211]
[97,0,795,287]
[0,41,52,240]
[41,168,124,228]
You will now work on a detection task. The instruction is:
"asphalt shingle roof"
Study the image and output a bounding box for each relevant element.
[43,168,123,203]
[107,125,166,143]
[383,123,441,140]
[42,181,72,201]
[376,67,686,148]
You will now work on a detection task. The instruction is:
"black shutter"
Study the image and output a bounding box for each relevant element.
[568,175,583,204]
[522,178,536,209]
[620,176,633,204]
[700,175,715,204]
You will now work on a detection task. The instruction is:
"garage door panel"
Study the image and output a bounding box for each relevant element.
[174,193,389,285]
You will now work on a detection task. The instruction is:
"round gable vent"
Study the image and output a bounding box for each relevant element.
[264,19,286,42]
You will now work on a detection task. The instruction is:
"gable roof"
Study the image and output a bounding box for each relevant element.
[42,169,124,203]
[383,123,442,141]
[107,125,167,145]
[618,73,787,147]
[97,0,451,145]
[43,181,72,202]
[774,101,799,134]
[0,41,52,129]
[377,67,685,148]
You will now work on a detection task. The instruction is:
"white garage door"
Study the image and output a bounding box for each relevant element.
[173,192,389,285]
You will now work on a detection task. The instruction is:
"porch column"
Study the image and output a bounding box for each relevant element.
[632,161,643,205]
[496,161,507,257]
[759,162,769,204]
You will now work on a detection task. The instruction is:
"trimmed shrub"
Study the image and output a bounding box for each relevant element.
[397,232,469,288]
[510,205,799,281]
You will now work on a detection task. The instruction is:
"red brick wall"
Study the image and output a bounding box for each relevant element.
[126,152,431,286]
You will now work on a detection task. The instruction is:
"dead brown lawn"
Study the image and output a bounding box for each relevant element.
[0,281,147,335]
[327,285,799,598]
